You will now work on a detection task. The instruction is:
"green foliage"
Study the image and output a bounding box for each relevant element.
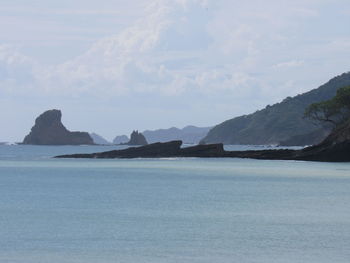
[336,86,350,108]
[304,86,350,126]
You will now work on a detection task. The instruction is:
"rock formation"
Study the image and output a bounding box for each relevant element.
[56,120,350,162]
[23,109,94,145]
[56,141,223,159]
[126,131,148,145]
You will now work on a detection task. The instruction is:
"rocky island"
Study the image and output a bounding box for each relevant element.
[124,130,148,145]
[23,109,94,145]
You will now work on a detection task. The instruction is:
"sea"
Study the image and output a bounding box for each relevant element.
[0,144,350,263]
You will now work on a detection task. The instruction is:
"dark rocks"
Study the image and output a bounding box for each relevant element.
[126,130,148,145]
[55,119,350,162]
[54,141,298,160]
[296,120,350,162]
[56,141,226,159]
[23,109,94,145]
[225,120,350,162]
[57,141,182,159]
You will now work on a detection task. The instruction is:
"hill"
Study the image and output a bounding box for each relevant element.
[113,135,129,144]
[200,72,350,145]
[90,133,111,145]
[143,126,211,144]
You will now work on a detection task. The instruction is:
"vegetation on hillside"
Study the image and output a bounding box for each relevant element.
[305,86,350,127]
[201,72,350,145]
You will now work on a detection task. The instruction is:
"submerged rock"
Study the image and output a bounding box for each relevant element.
[23,109,94,145]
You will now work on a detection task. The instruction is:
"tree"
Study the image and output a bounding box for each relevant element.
[304,86,350,127]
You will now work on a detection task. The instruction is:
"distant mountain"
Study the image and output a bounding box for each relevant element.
[143,125,211,144]
[23,109,94,145]
[113,135,129,144]
[90,133,111,145]
[201,72,350,145]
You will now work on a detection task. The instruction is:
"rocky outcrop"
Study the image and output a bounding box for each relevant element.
[126,131,148,145]
[23,109,94,145]
[296,120,350,162]
[56,120,350,162]
[57,141,182,158]
[228,121,350,162]
[56,141,224,159]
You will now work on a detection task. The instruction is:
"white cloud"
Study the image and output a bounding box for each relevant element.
[1,0,350,104]
[273,60,305,69]
[0,45,39,92]
[1,0,350,141]
[35,0,214,96]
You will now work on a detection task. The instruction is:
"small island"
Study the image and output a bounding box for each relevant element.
[23,109,94,145]
[124,130,148,146]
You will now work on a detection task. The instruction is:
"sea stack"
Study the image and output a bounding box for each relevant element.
[23,109,94,145]
[126,130,148,145]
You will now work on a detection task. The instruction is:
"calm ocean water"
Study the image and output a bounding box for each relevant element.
[0,145,350,263]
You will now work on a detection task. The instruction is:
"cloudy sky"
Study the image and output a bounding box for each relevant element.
[1,0,350,142]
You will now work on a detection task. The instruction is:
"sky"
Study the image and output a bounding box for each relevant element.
[1,0,350,142]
